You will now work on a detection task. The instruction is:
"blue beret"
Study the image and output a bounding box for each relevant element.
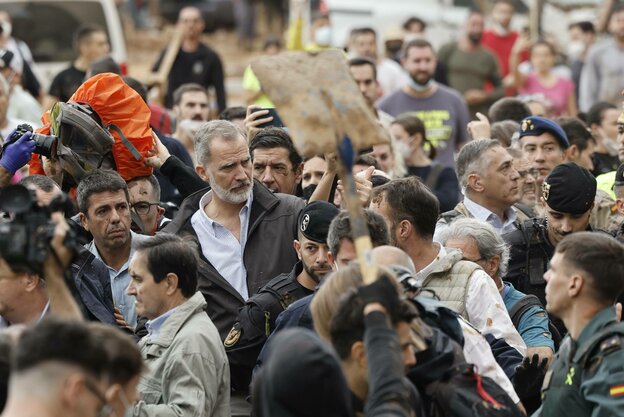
[542,163,596,215]
[298,201,340,243]
[518,116,569,149]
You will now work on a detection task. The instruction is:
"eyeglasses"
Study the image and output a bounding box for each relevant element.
[131,201,160,215]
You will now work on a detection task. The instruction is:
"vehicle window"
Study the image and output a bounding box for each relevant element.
[3,1,109,63]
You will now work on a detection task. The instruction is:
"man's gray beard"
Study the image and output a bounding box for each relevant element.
[211,180,252,204]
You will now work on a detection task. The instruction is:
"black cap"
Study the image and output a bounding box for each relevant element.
[0,49,13,70]
[542,162,596,214]
[298,201,340,243]
[519,116,570,149]
[615,163,624,187]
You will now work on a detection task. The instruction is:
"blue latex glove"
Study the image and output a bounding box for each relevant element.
[0,131,35,174]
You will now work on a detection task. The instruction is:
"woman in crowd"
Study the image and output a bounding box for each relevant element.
[511,39,576,117]
[391,113,459,212]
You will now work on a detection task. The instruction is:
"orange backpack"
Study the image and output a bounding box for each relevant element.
[29,73,154,182]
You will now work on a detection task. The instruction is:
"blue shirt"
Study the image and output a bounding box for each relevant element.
[86,231,150,328]
[503,282,554,350]
[191,189,253,300]
[462,196,518,234]
[146,307,177,339]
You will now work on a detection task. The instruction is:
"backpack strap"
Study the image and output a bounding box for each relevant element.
[107,123,142,160]
[509,294,543,329]
[424,163,445,191]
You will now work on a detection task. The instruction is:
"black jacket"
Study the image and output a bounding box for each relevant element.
[163,180,305,339]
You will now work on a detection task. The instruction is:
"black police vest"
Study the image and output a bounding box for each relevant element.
[225,272,311,391]
[505,218,552,305]
[541,323,624,417]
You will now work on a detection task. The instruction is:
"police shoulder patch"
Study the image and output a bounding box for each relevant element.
[224,323,241,347]
[600,335,621,354]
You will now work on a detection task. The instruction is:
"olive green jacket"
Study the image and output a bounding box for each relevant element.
[133,292,230,417]
[535,306,624,417]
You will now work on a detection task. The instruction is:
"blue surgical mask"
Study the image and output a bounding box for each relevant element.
[407,76,435,92]
[315,26,332,46]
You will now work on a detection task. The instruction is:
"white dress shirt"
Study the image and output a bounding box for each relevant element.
[191,190,253,300]
[458,317,520,403]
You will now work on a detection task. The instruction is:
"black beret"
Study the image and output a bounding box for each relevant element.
[298,201,340,243]
[519,116,569,149]
[542,162,596,215]
[615,163,624,187]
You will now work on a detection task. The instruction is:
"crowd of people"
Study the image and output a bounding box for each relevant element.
[0,1,624,417]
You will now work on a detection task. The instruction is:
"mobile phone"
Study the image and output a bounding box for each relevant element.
[252,107,284,128]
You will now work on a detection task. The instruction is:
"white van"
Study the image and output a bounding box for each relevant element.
[0,0,127,90]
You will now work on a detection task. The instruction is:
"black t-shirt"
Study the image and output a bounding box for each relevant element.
[48,65,86,102]
[407,164,460,212]
[153,43,226,111]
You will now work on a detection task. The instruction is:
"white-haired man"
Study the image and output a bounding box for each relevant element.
[438,217,555,363]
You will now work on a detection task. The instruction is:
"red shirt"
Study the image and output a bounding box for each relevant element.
[482,30,519,77]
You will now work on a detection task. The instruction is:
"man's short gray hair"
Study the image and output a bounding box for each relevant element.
[437,217,510,277]
[456,139,501,189]
[194,120,246,167]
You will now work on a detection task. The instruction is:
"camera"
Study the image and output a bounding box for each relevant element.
[0,185,76,275]
[7,124,59,159]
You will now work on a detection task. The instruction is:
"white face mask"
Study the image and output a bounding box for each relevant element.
[395,140,413,160]
[0,22,11,37]
[314,26,332,46]
[567,40,585,59]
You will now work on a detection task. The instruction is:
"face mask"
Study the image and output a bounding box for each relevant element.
[492,22,510,36]
[407,76,435,92]
[566,40,585,59]
[0,22,11,37]
[395,140,412,159]
[314,26,332,47]
[301,184,318,201]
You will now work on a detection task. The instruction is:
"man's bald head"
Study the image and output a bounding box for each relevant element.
[372,245,416,273]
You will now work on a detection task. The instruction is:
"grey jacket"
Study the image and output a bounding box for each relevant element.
[134,292,230,417]
[163,180,305,340]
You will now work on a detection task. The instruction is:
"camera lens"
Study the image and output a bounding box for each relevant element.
[31,134,59,159]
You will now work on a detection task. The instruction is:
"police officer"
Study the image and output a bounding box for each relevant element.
[612,163,624,243]
[535,232,624,417]
[224,201,339,392]
[503,163,598,314]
